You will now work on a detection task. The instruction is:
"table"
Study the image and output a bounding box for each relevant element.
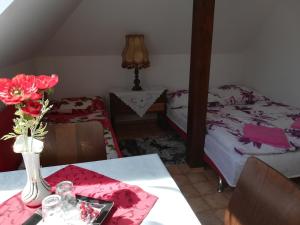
[110,88,166,127]
[0,154,201,225]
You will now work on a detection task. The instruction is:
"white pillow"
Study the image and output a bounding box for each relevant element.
[210,85,269,105]
[207,93,223,107]
[167,90,189,108]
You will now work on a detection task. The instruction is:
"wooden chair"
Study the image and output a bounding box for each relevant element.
[224,157,300,225]
[41,121,106,166]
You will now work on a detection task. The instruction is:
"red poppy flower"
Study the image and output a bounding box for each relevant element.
[30,92,43,100]
[0,74,38,105]
[36,74,59,90]
[21,100,42,117]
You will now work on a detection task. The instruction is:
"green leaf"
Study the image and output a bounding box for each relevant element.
[23,114,33,121]
[1,133,17,140]
[46,89,54,95]
[15,109,22,116]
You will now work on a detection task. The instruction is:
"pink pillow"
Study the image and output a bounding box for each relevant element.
[243,124,290,149]
[291,118,300,129]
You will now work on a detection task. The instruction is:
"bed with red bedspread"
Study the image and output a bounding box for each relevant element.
[45,96,122,159]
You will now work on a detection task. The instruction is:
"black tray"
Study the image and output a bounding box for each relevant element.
[22,195,114,225]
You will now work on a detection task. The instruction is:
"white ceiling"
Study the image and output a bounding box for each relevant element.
[0,0,280,66]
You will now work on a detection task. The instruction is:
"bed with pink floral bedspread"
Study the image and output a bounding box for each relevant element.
[207,101,300,156]
[167,85,300,186]
[45,96,122,159]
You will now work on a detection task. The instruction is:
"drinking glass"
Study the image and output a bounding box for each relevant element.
[42,194,64,224]
[56,181,81,223]
[56,181,77,209]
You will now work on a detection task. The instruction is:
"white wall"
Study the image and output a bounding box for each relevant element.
[210,53,245,88]
[33,55,190,99]
[243,1,300,107]
[0,60,35,78]
[33,53,244,99]
[0,59,36,110]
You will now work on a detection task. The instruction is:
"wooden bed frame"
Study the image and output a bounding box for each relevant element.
[41,121,106,166]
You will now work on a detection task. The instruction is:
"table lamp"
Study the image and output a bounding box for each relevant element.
[122,34,150,91]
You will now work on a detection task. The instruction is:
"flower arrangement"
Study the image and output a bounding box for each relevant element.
[0,74,58,153]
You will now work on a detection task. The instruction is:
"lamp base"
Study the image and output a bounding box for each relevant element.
[132,85,142,91]
[132,68,142,91]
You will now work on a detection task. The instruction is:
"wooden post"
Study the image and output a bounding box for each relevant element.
[186,0,215,167]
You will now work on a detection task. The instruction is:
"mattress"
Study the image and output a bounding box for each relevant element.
[205,134,300,186]
[167,107,188,133]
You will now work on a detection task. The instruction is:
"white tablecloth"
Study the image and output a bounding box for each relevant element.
[112,88,165,117]
[0,154,201,225]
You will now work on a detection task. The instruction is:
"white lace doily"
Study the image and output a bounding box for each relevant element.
[112,88,166,117]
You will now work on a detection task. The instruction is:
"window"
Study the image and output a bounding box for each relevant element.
[0,0,14,15]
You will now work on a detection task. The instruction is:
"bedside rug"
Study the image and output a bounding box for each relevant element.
[119,134,186,165]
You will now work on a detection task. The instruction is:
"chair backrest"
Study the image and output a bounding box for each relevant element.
[41,121,106,166]
[224,157,300,225]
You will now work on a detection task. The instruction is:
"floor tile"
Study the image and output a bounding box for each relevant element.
[180,184,201,198]
[214,209,225,222]
[166,165,182,175]
[223,188,234,199]
[203,169,219,183]
[172,174,191,187]
[193,181,218,195]
[187,196,211,213]
[189,167,206,173]
[196,210,223,225]
[202,193,230,209]
[176,163,191,174]
[187,172,208,184]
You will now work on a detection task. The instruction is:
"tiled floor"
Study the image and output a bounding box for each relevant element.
[115,122,230,224]
[115,122,300,225]
[166,163,300,225]
[165,164,232,225]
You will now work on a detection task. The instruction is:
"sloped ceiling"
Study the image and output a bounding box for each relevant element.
[40,0,278,56]
[39,0,193,56]
[0,0,82,67]
[0,0,279,65]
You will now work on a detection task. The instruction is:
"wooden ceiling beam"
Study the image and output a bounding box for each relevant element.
[186,0,215,167]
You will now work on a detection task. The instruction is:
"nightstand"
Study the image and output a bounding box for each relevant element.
[109,88,167,128]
